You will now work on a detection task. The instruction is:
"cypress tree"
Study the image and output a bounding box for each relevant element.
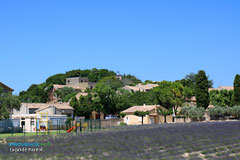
[195,70,210,109]
[234,74,240,105]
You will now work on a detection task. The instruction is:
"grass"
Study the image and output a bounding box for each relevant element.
[0,130,67,138]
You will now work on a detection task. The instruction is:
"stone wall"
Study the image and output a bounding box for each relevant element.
[101,118,123,128]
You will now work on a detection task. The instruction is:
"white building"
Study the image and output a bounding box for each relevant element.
[12,103,74,132]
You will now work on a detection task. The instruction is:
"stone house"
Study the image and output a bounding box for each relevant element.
[123,83,158,92]
[121,105,171,125]
[66,77,96,91]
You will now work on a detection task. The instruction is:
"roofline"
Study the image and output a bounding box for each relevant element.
[122,108,155,114]
[36,105,62,112]
[121,105,166,114]
[0,82,14,91]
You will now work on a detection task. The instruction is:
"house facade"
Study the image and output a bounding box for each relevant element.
[66,77,96,91]
[209,86,234,91]
[50,77,96,102]
[12,103,74,132]
[123,83,158,92]
[121,105,170,125]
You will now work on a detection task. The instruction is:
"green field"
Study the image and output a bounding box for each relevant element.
[0,130,67,138]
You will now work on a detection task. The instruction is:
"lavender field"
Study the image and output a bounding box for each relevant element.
[1,121,240,160]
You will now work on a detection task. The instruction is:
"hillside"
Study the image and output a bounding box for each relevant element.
[19,68,141,103]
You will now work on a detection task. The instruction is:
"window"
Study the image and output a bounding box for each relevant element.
[21,118,25,127]
[30,118,34,125]
[29,109,37,114]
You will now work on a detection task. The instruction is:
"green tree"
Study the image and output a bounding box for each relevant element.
[187,107,205,121]
[157,108,173,123]
[177,72,213,97]
[0,87,21,120]
[209,90,234,107]
[70,94,93,119]
[208,107,227,120]
[153,81,185,115]
[120,113,126,118]
[122,74,142,86]
[55,87,77,102]
[19,83,50,103]
[128,91,157,106]
[93,76,123,115]
[46,74,66,85]
[134,111,150,125]
[195,70,210,109]
[234,74,240,105]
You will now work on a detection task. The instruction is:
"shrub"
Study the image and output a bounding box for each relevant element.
[65,117,72,125]
[120,113,126,118]
[180,106,191,117]
[187,107,205,121]
[208,107,228,120]
[179,106,205,121]
[229,106,240,118]
[120,122,127,126]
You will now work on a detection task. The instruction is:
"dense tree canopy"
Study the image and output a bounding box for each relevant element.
[93,76,124,115]
[153,81,185,115]
[234,74,240,105]
[121,74,142,86]
[54,87,77,102]
[195,70,210,109]
[19,68,135,103]
[19,83,50,103]
[177,72,213,97]
[0,87,21,120]
[70,92,94,119]
[209,90,234,107]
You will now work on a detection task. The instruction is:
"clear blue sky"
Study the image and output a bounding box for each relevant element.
[0,0,239,94]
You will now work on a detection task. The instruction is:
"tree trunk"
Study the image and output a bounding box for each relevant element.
[164,115,167,123]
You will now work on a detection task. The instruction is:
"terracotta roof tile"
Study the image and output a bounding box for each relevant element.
[22,103,73,110]
[121,105,166,114]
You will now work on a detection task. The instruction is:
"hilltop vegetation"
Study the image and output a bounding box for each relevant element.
[18,68,141,103]
[18,69,215,118]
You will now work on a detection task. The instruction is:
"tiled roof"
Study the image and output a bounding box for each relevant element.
[76,92,88,99]
[0,82,14,91]
[209,86,234,91]
[123,83,158,92]
[22,103,73,110]
[123,86,139,91]
[53,84,82,90]
[35,105,62,112]
[121,105,166,114]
